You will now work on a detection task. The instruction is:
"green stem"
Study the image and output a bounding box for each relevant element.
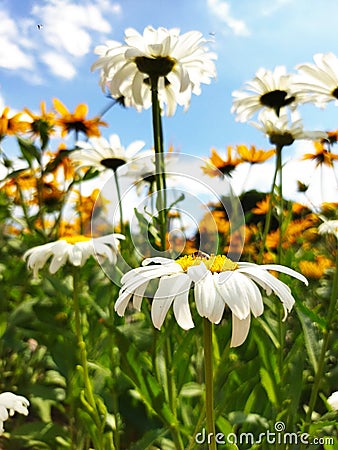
[164,327,184,450]
[275,146,286,399]
[203,318,216,450]
[276,147,283,265]
[72,269,110,449]
[150,74,167,252]
[114,169,124,235]
[109,332,121,450]
[258,145,283,264]
[300,247,338,448]
[15,182,35,233]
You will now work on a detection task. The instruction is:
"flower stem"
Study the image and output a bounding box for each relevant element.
[72,269,111,449]
[258,145,283,264]
[150,74,167,252]
[163,334,185,450]
[276,146,283,264]
[203,318,216,450]
[113,169,124,235]
[300,246,338,448]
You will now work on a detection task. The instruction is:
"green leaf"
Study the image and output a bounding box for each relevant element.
[129,427,167,450]
[260,367,278,406]
[115,328,177,426]
[296,300,327,331]
[296,306,321,372]
[82,167,100,181]
[43,149,69,174]
[179,382,204,398]
[17,137,41,166]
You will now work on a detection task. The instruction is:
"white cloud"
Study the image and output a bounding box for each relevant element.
[0,0,121,82]
[261,0,292,16]
[207,0,250,36]
[32,0,113,57]
[0,92,5,111]
[0,10,34,70]
[41,52,76,79]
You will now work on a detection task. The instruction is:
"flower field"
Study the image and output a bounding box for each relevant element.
[0,25,337,450]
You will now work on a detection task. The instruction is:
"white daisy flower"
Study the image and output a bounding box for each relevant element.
[24,234,124,278]
[91,26,217,116]
[0,392,30,435]
[231,66,299,122]
[296,52,338,107]
[327,391,338,410]
[250,110,327,147]
[126,151,179,196]
[318,216,338,239]
[115,253,307,347]
[70,134,151,173]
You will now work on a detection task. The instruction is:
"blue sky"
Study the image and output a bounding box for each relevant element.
[1,0,338,204]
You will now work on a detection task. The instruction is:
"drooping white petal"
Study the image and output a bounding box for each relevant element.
[237,265,296,319]
[172,279,194,329]
[230,314,251,347]
[151,273,190,329]
[132,281,149,311]
[115,290,134,316]
[0,405,8,422]
[217,271,251,319]
[209,274,226,323]
[189,266,216,320]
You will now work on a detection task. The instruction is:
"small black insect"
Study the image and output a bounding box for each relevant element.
[192,251,210,259]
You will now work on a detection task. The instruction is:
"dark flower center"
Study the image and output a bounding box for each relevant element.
[101,158,126,171]
[143,173,156,184]
[135,56,176,78]
[269,132,294,147]
[67,121,89,133]
[260,90,296,116]
[331,87,338,99]
[220,164,237,177]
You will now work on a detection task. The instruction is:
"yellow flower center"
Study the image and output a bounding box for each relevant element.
[176,254,238,273]
[60,235,91,244]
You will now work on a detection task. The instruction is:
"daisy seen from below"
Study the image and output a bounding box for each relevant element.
[295,52,338,107]
[202,147,242,177]
[0,392,30,435]
[0,106,30,140]
[302,141,338,168]
[70,134,150,173]
[125,147,178,195]
[231,66,299,122]
[24,101,55,148]
[24,234,124,278]
[53,98,107,138]
[115,253,308,347]
[91,26,217,116]
[237,144,275,164]
[250,110,328,147]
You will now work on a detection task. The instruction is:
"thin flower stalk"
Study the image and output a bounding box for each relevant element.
[203,318,216,450]
[113,169,124,235]
[72,269,113,450]
[257,146,281,264]
[150,74,167,251]
[300,244,338,447]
